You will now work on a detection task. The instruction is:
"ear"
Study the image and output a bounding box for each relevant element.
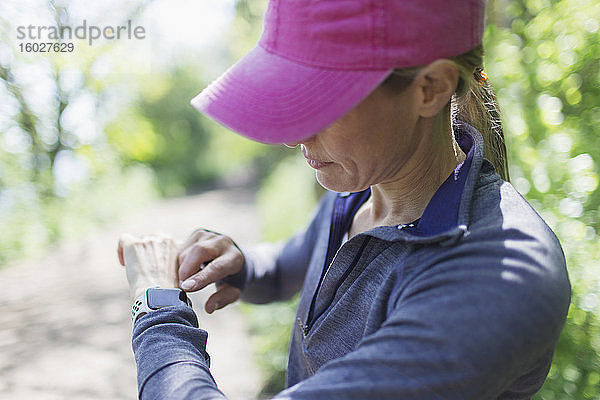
[412,59,459,118]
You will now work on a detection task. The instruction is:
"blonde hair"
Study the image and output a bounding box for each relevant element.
[381,45,510,181]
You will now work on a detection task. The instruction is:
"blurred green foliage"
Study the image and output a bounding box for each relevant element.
[105,67,217,196]
[0,1,274,261]
[0,2,160,263]
[484,0,600,398]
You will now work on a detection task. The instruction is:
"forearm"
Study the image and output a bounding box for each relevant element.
[132,306,225,400]
[240,234,317,304]
[239,241,288,303]
[240,192,333,304]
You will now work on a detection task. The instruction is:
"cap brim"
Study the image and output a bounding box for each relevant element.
[191,45,391,144]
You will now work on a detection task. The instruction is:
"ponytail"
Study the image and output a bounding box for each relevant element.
[451,45,509,181]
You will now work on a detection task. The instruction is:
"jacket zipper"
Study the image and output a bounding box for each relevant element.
[304,235,371,334]
[304,196,346,333]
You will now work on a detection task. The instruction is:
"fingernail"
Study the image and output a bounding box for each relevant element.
[214,302,220,310]
[181,280,195,290]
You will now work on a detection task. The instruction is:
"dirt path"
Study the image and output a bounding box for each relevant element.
[0,188,262,400]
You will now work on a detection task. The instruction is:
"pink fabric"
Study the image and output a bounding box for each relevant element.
[191,0,486,144]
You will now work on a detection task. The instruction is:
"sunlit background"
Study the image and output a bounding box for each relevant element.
[0,0,599,398]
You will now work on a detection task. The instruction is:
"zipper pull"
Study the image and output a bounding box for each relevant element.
[297,317,308,337]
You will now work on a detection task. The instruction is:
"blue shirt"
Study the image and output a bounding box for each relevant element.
[133,122,570,399]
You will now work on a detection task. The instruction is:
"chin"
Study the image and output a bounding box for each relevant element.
[315,171,365,193]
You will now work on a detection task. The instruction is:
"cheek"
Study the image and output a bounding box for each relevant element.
[347,146,404,188]
[313,118,392,190]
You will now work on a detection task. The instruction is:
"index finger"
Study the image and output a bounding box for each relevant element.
[178,239,221,283]
[180,251,240,292]
[179,229,211,254]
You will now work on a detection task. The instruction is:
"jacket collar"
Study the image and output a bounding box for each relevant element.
[339,121,488,246]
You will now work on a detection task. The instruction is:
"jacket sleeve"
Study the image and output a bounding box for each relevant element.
[237,192,334,304]
[132,306,224,400]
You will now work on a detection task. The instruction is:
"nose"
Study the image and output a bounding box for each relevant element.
[284,134,316,148]
[283,141,300,148]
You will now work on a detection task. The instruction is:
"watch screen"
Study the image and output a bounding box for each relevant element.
[146,289,186,309]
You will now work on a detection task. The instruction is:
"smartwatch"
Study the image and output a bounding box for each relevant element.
[132,287,193,323]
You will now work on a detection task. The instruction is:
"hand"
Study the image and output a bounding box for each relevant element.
[177,229,244,314]
[118,233,180,301]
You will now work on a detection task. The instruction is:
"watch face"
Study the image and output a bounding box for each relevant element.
[146,288,186,309]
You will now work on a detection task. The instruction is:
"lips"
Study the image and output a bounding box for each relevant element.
[306,158,331,169]
[301,146,332,169]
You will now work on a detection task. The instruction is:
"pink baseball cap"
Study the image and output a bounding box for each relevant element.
[191,0,486,144]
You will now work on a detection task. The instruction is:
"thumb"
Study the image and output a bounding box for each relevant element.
[205,284,241,314]
[118,233,137,266]
[117,245,125,266]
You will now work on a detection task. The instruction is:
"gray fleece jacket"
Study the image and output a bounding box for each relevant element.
[133,122,571,399]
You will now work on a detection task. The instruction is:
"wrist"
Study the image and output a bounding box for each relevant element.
[131,286,151,302]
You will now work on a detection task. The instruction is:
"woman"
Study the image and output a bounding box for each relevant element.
[118,0,571,398]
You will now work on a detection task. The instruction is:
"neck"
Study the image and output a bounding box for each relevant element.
[364,116,465,228]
